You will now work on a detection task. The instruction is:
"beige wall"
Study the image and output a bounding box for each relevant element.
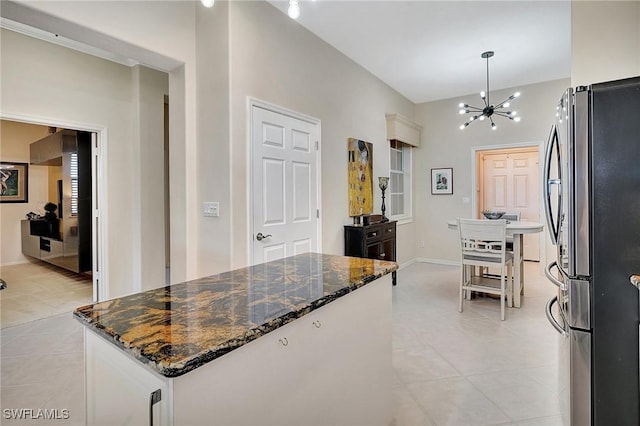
[0,120,50,265]
[227,1,415,267]
[4,0,201,285]
[195,1,233,277]
[413,78,570,264]
[2,1,416,297]
[1,29,168,298]
[12,1,620,293]
[133,65,169,291]
[572,1,640,85]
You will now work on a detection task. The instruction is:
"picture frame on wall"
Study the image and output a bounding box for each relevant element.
[431,167,453,195]
[0,162,29,203]
[347,138,374,217]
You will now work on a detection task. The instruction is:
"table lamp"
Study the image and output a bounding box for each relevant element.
[378,177,389,223]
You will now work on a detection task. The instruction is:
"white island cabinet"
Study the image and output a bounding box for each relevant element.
[86,332,171,425]
[79,254,395,426]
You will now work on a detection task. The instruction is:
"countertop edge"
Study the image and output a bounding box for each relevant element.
[74,261,397,378]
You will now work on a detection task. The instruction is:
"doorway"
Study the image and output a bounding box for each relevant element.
[0,118,103,326]
[475,144,542,261]
[249,100,322,265]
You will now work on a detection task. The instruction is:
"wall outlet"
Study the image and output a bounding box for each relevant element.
[203,201,219,217]
[419,240,425,248]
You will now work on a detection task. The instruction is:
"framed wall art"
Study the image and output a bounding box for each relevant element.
[431,167,453,195]
[347,138,373,217]
[0,162,29,203]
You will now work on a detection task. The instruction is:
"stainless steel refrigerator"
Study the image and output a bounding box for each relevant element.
[543,76,640,426]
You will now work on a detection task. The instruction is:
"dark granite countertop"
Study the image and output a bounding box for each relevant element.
[631,275,640,291]
[73,253,397,378]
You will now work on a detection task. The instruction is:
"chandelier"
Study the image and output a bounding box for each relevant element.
[458,51,521,130]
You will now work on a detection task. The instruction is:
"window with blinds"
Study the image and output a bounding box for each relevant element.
[70,152,78,216]
[389,140,412,220]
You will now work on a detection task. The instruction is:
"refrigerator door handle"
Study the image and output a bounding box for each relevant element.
[543,125,562,245]
[545,261,568,291]
[545,296,567,336]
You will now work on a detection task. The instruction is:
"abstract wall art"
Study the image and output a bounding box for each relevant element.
[0,162,29,203]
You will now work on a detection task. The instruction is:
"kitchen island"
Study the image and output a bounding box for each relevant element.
[74,253,397,425]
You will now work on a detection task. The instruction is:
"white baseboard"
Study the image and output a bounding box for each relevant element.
[397,258,417,270]
[0,259,33,268]
[415,257,460,267]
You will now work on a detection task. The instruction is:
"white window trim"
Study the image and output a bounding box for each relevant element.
[389,141,412,224]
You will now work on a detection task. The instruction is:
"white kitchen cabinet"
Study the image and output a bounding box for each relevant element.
[86,331,172,426]
[84,274,392,426]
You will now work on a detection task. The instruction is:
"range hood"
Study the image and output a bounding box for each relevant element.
[30,129,78,166]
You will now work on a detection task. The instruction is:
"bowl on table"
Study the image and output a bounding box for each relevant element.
[482,211,506,220]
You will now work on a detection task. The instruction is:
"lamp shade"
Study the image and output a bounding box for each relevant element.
[378,177,389,191]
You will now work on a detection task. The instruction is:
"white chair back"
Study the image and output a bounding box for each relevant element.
[456,218,513,320]
[458,218,508,263]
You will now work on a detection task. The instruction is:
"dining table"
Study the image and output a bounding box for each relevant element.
[448,219,544,308]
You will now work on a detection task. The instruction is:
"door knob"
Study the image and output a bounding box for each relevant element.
[256,232,272,241]
[630,275,640,290]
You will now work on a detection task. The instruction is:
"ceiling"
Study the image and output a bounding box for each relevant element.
[266,1,571,104]
[1,0,572,105]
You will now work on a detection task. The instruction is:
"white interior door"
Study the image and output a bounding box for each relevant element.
[251,105,320,264]
[482,150,540,261]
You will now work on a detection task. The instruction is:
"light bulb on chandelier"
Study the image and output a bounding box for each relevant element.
[458,51,521,130]
[288,0,300,19]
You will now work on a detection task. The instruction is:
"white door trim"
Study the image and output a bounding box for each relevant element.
[1,112,108,302]
[247,97,322,266]
[471,140,545,265]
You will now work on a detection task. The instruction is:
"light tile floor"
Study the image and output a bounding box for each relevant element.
[0,313,85,425]
[0,261,561,425]
[0,261,90,425]
[391,261,562,426]
[0,261,93,328]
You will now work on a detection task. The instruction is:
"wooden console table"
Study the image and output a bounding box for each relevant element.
[344,221,397,285]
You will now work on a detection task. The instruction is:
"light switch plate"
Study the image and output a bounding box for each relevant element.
[203,201,219,217]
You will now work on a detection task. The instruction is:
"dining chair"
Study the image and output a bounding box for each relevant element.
[502,212,521,222]
[480,212,520,278]
[457,218,514,320]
